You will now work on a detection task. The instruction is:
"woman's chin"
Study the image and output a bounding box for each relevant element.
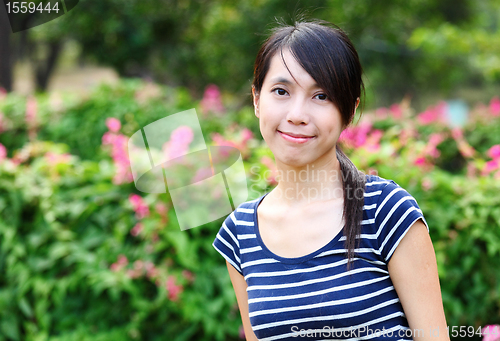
[275,155,312,169]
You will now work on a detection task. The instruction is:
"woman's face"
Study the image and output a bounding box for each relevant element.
[253,49,345,169]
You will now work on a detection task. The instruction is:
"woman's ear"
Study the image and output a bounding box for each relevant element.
[252,86,260,118]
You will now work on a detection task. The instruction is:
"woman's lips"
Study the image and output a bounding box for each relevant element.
[278,131,316,144]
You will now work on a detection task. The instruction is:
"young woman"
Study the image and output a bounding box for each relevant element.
[213,20,449,341]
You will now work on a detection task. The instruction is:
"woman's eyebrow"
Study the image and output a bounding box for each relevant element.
[269,77,293,85]
[269,77,321,90]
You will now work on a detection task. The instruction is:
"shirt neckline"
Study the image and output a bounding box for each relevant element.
[252,192,345,264]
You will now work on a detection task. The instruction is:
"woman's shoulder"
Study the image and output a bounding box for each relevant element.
[224,193,268,227]
[362,174,418,207]
[364,174,396,194]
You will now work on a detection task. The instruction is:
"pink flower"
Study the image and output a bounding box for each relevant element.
[451,127,463,140]
[487,145,500,160]
[428,133,444,146]
[155,203,169,224]
[200,84,224,115]
[166,276,183,301]
[102,129,133,184]
[129,194,149,219]
[424,133,445,158]
[182,270,195,283]
[363,129,383,152]
[106,117,121,132]
[483,325,500,341]
[417,102,447,125]
[110,254,128,272]
[212,133,237,149]
[414,157,427,166]
[144,261,154,272]
[241,128,254,142]
[421,178,432,191]
[191,167,214,183]
[163,126,194,160]
[25,96,38,140]
[131,222,143,236]
[339,121,372,148]
[458,141,476,158]
[126,269,142,279]
[239,325,245,339]
[155,203,168,215]
[211,128,254,160]
[45,152,71,165]
[146,262,159,280]
[450,129,476,159]
[399,128,417,146]
[414,156,434,171]
[482,160,499,175]
[134,260,144,271]
[374,107,389,119]
[117,255,128,265]
[489,97,500,117]
[467,163,478,178]
[0,143,7,161]
[389,104,403,119]
[25,96,37,126]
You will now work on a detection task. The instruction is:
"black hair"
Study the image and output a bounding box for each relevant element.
[252,19,366,268]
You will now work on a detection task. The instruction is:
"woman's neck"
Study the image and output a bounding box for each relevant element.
[270,154,344,207]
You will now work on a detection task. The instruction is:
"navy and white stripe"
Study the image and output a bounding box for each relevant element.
[213,175,428,340]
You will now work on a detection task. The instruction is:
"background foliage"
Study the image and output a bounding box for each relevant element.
[1,0,500,340]
[0,80,499,340]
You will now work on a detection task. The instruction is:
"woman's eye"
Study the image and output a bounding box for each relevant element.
[272,88,288,96]
[315,93,328,101]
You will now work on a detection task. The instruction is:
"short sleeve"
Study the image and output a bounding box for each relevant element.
[375,181,429,263]
[212,212,243,275]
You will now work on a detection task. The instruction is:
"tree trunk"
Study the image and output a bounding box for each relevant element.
[0,6,12,92]
[34,40,62,92]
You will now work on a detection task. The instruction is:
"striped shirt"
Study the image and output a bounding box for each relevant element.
[213,175,429,340]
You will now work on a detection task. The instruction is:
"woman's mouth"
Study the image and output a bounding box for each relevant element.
[278,130,316,144]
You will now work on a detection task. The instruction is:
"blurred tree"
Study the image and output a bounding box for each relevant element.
[0,4,13,91]
[408,0,500,82]
[0,0,66,92]
[4,0,499,108]
[11,0,323,96]
[321,0,479,105]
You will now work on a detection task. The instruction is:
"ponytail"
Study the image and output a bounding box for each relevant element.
[336,144,366,269]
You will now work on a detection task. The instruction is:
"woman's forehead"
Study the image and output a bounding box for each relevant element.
[265,50,320,89]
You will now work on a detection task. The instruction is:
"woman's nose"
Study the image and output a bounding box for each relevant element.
[285,98,309,125]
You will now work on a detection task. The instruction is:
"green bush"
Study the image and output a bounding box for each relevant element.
[0,141,242,341]
[1,80,499,340]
